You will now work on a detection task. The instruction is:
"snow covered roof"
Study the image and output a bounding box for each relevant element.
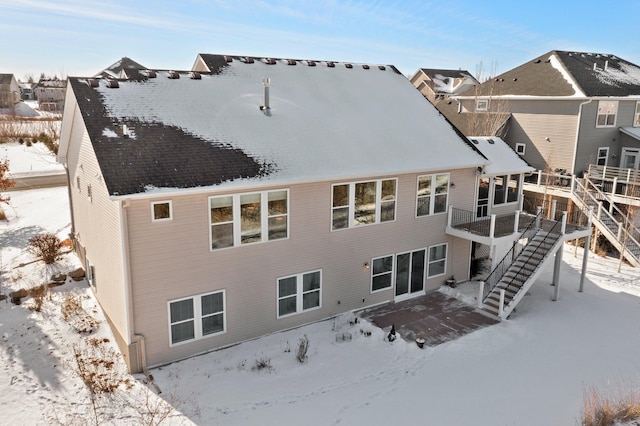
[94,57,148,81]
[414,68,478,95]
[620,126,640,141]
[469,137,533,176]
[465,50,640,98]
[65,54,487,197]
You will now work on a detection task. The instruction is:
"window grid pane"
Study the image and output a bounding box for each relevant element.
[354,181,376,226]
[153,202,171,220]
[240,193,261,244]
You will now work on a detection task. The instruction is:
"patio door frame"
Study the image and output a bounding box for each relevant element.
[476,176,491,217]
[621,147,640,170]
[394,248,426,301]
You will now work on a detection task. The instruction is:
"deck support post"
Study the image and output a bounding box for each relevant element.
[513,211,520,233]
[552,245,563,301]
[579,234,590,293]
[489,214,496,238]
[550,199,557,221]
[499,289,505,318]
[478,281,485,308]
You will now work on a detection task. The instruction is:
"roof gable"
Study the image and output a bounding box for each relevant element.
[468,50,640,98]
[66,55,487,197]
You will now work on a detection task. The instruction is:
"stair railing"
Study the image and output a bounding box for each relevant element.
[574,178,640,263]
[482,209,542,300]
[500,218,563,298]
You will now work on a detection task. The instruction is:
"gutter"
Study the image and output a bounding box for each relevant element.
[571,99,593,175]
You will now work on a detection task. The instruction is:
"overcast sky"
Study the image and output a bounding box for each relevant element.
[1,0,639,80]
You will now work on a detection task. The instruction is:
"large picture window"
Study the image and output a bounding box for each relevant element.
[277,270,321,318]
[169,290,226,346]
[596,100,618,127]
[210,190,288,250]
[331,179,396,230]
[416,173,449,216]
[493,174,520,205]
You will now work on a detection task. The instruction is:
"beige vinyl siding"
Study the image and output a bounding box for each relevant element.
[65,104,128,346]
[127,167,476,367]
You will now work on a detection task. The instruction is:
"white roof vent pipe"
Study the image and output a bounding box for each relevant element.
[604,60,609,70]
[260,77,271,116]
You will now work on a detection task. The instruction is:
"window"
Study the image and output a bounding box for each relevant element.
[493,174,520,205]
[596,100,618,127]
[634,101,640,127]
[152,201,172,222]
[476,100,488,111]
[76,176,81,192]
[416,174,449,216]
[427,243,447,278]
[515,143,526,155]
[371,255,393,292]
[168,291,226,346]
[277,270,321,318]
[596,147,609,166]
[331,179,396,230]
[209,190,288,250]
[87,184,93,202]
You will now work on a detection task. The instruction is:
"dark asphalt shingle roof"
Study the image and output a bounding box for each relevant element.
[466,50,640,98]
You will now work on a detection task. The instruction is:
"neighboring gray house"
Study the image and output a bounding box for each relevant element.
[449,50,640,176]
[59,54,572,372]
[410,68,479,101]
[0,73,20,108]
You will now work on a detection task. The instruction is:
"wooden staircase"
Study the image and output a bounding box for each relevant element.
[482,230,563,318]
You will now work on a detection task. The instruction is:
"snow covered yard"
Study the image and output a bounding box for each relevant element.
[2,151,640,424]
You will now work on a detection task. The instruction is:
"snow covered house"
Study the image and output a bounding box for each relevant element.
[57,53,551,371]
[410,68,478,101]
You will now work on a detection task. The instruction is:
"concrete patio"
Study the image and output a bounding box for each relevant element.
[358,289,499,347]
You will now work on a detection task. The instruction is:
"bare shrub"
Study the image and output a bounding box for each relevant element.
[72,342,132,394]
[583,384,640,426]
[0,159,15,205]
[61,293,99,334]
[252,357,272,371]
[296,335,309,363]
[27,284,48,312]
[27,232,62,264]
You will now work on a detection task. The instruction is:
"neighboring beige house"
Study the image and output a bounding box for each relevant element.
[410,68,479,102]
[59,54,567,372]
[0,73,20,108]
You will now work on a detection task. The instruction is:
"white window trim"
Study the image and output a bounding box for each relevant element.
[168,290,226,347]
[416,173,450,217]
[634,101,640,127]
[476,99,488,111]
[370,254,394,293]
[596,147,609,166]
[427,243,448,279]
[277,270,322,319]
[151,200,173,222]
[209,189,289,251]
[596,100,618,128]
[331,178,397,231]
[515,143,526,155]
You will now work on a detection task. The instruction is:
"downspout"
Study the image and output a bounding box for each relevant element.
[60,104,77,241]
[571,99,593,175]
[120,198,146,372]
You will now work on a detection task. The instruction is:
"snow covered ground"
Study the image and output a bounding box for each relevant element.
[2,146,640,425]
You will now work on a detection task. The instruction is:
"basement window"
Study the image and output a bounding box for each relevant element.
[152,201,173,222]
